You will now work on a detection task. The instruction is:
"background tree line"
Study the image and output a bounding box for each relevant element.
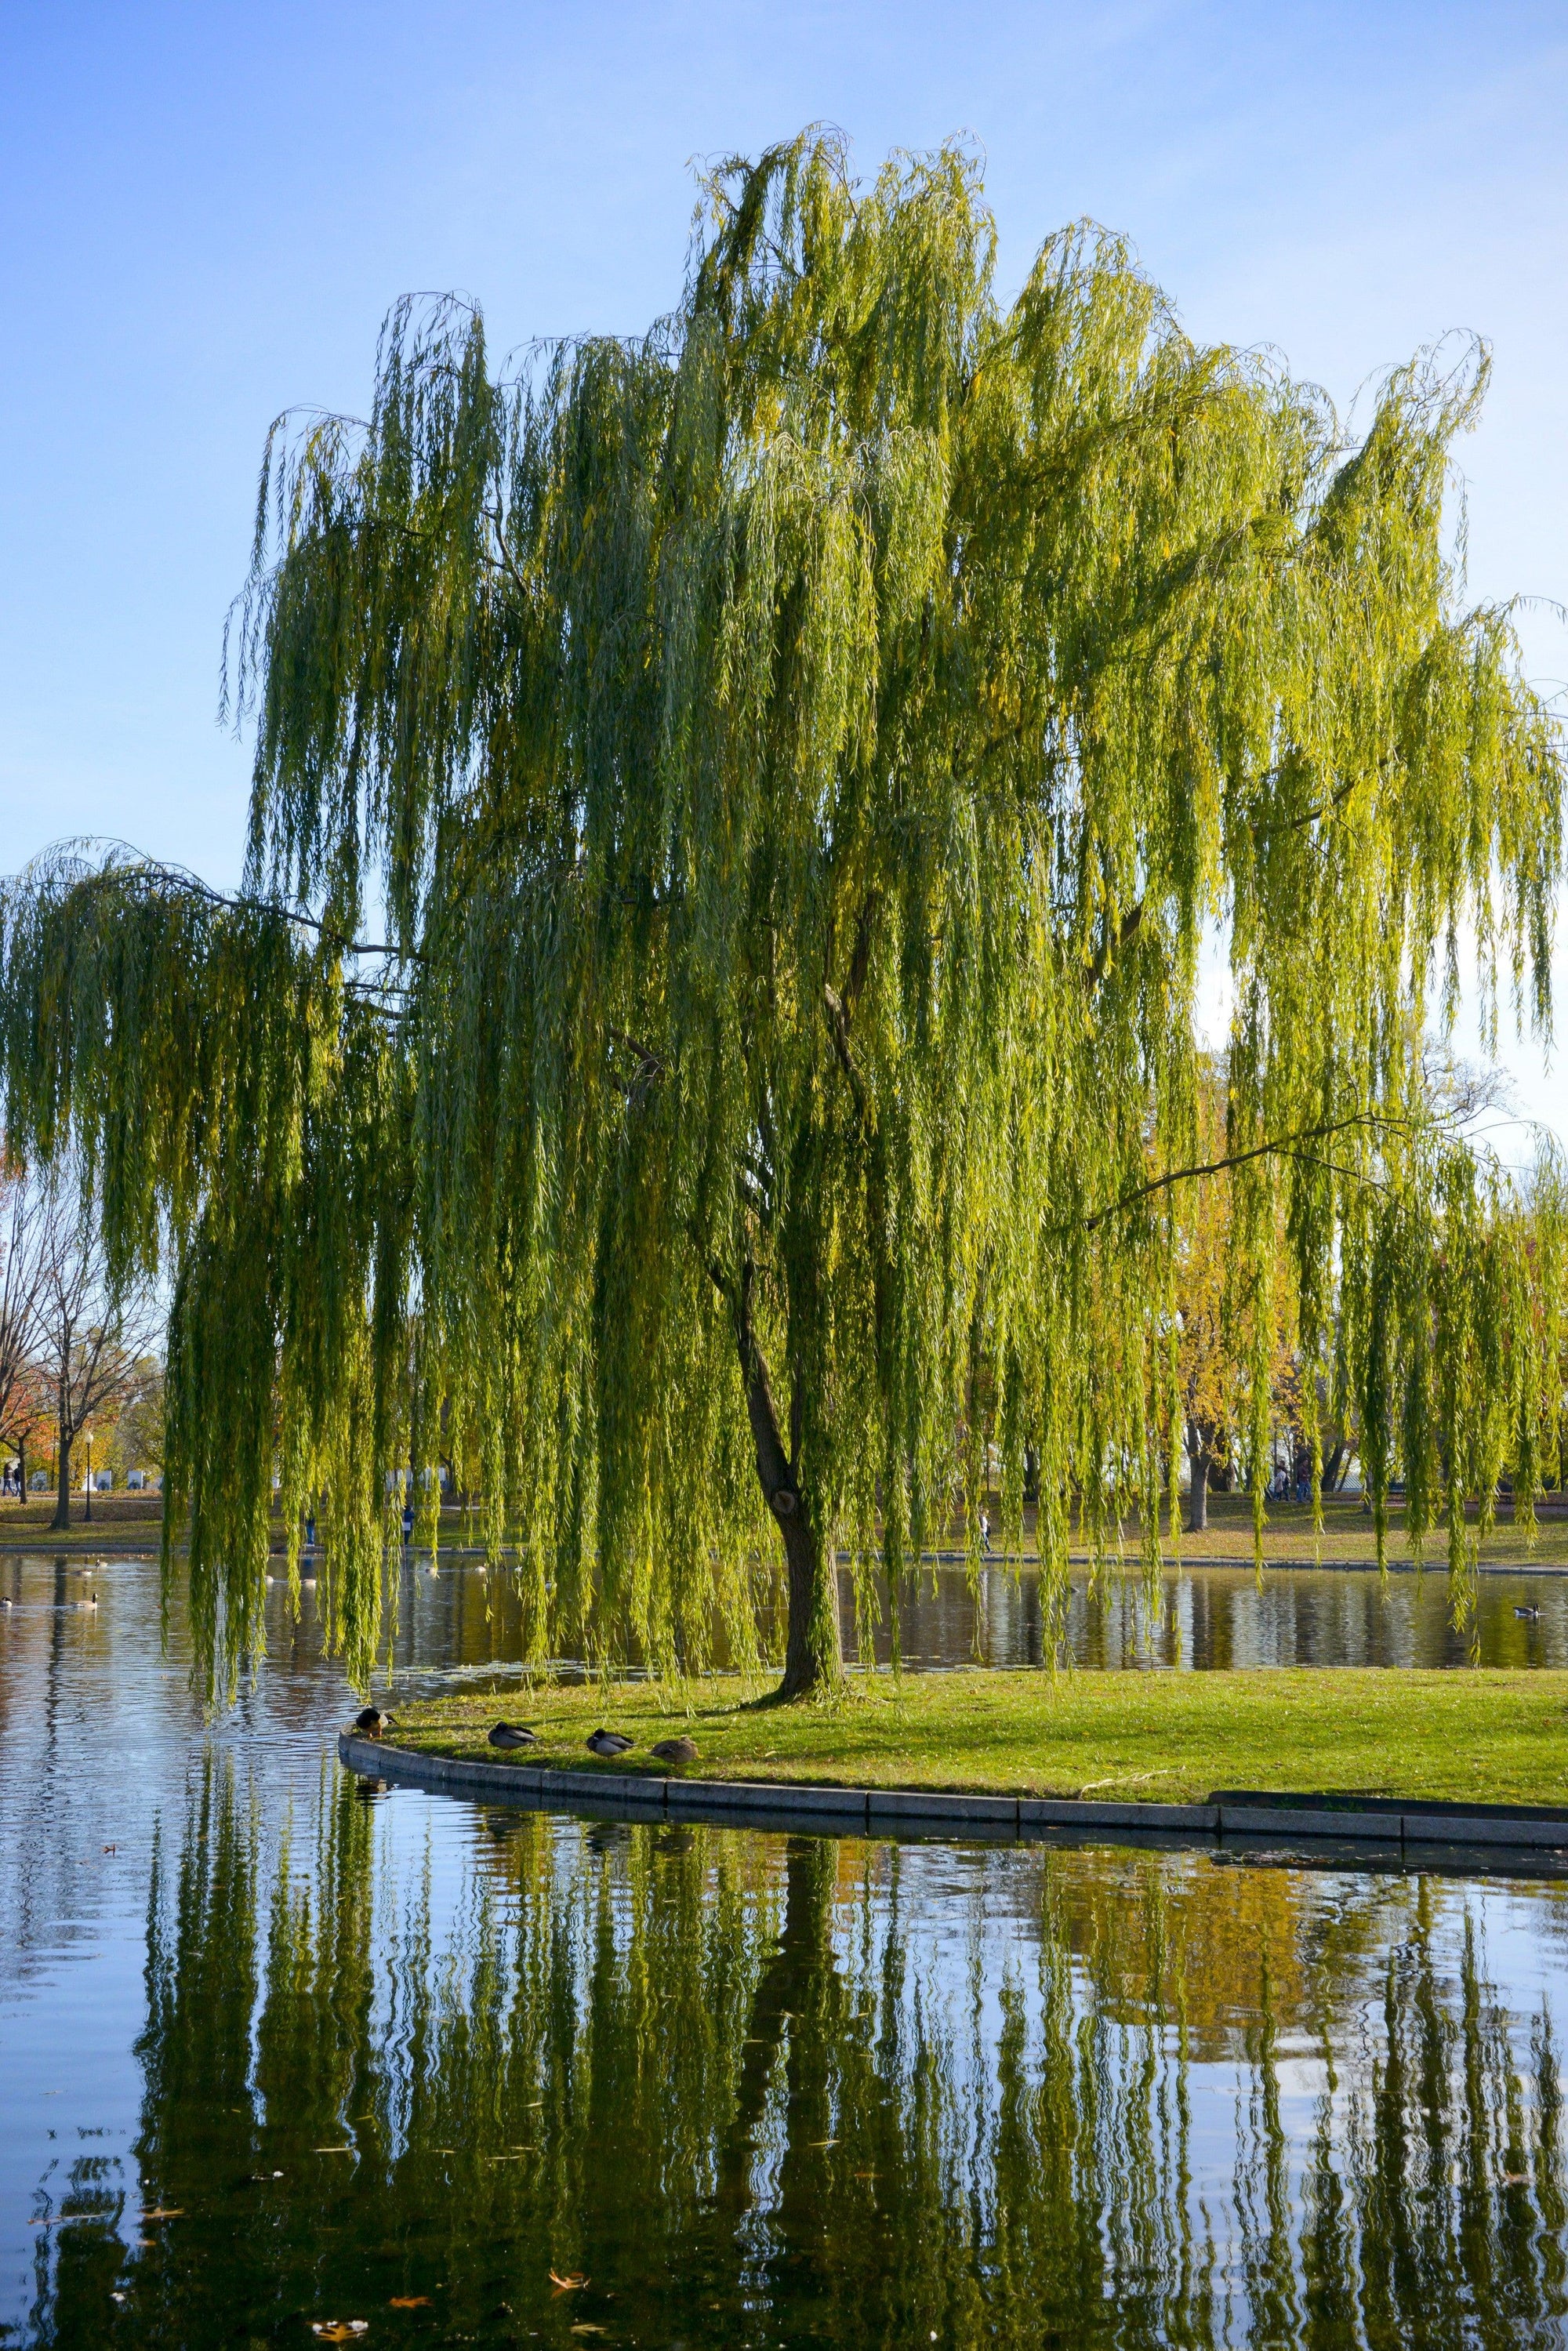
[0,1166,162,1525]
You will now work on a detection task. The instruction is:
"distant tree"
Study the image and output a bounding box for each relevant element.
[0,134,1563,1694]
[34,1199,160,1529]
[0,1173,50,1497]
[103,1354,166,1486]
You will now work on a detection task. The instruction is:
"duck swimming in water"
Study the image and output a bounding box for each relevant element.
[650,1736,699,1768]
[354,1706,389,1737]
[1515,1605,1542,1621]
[488,1722,539,1750]
[586,1728,635,1758]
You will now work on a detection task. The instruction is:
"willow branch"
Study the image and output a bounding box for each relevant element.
[823,887,880,1117]
[607,1025,663,1071]
[1287,774,1361,832]
[1073,1112,1406,1233]
[484,504,531,599]
[608,1024,666,1112]
[822,983,866,1119]
[1086,899,1144,992]
[37,845,417,965]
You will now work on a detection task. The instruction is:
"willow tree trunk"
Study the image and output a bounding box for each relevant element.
[771,1493,840,1699]
[731,1261,844,1699]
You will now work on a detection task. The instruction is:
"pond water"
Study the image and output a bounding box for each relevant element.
[858,1554,1568,1671]
[8,1551,1568,2348]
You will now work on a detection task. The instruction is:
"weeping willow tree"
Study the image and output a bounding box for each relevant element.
[1,130,1563,1698]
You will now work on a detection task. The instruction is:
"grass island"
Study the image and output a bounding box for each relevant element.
[383,1667,1568,1812]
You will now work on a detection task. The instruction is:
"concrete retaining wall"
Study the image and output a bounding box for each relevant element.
[337,1733,1568,1857]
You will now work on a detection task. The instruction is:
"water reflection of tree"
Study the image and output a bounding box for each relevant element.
[27,1771,1568,2346]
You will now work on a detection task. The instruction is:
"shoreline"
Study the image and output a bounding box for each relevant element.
[339,1729,1568,1860]
[8,1538,1568,1574]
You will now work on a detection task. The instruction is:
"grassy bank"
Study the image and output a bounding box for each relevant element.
[0,1493,165,1551]
[387,1667,1568,1810]
[7,1487,1568,1564]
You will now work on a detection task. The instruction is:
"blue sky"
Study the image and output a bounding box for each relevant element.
[1,0,1564,1127]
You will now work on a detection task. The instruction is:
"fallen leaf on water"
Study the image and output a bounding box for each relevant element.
[111,2291,126,2302]
[140,2209,184,2221]
[808,2139,837,2149]
[310,2326,369,2342]
[389,2296,431,2308]
[1502,2171,1530,2185]
[314,2146,356,2154]
[569,2330,604,2339]
[550,2271,589,2292]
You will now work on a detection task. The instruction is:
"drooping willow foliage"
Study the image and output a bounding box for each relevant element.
[1,132,1563,1697]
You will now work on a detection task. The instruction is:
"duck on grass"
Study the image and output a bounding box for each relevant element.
[367,1669,1568,1812]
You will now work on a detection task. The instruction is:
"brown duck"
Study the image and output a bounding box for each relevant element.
[354,1707,388,1739]
[650,1736,699,1769]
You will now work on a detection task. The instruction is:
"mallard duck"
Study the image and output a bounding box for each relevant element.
[1515,1604,1542,1621]
[354,1707,388,1738]
[488,1722,539,1750]
[650,1736,699,1768]
[586,1728,634,1758]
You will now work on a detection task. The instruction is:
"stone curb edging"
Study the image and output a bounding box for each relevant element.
[337,1734,1568,1855]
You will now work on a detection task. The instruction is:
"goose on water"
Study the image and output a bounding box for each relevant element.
[650,1736,699,1768]
[488,1722,539,1750]
[586,1728,635,1758]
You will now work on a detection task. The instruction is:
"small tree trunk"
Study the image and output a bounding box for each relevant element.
[53,1432,71,1532]
[1188,1444,1210,1534]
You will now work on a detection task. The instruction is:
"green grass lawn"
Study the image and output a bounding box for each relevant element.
[387,1667,1568,1809]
